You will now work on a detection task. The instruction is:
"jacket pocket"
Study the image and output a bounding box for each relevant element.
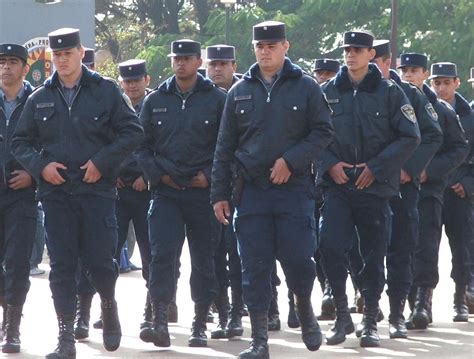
[283,97,307,138]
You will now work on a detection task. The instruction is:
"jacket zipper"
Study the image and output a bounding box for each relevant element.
[257,77,281,103]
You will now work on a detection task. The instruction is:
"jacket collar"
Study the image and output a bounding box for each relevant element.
[242,57,302,81]
[158,72,215,94]
[454,92,473,117]
[334,63,382,93]
[389,69,402,85]
[44,64,101,89]
[422,83,437,105]
[0,80,34,108]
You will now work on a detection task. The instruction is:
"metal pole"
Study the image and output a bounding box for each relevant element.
[225,5,230,45]
[390,0,399,69]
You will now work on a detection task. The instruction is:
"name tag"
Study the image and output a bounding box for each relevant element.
[152,108,167,113]
[235,95,252,101]
[326,98,339,104]
[36,102,55,108]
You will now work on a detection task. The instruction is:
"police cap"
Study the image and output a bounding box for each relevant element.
[168,39,201,57]
[397,53,428,70]
[373,39,390,58]
[342,30,374,48]
[206,45,235,61]
[429,62,458,79]
[313,58,340,73]
[48,28,81,51]
[118,59,147,81]
[252,21,286,44]
[82,48,94,65]
[0,43,28,63]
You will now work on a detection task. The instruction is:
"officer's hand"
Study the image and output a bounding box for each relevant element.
[213,201,231,225]
[270,158,292,185]
[451,182,466,198]
[328,162,352,184]
[81,160,102,183]
[41,162,67,185]
[355,163,375,190]
[8,170,33,190]
[190,171,209,188]
[161,175,183,190]
[116,177,125,189]
[420,169,428,184]
[133,176,147,191]
[400,169,412,184]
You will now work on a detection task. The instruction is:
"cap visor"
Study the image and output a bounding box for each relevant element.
[252,38,286,44]
[167,52,200,57]
[47,45,78,52]
[118,74,146,81]
[341,44,371,48]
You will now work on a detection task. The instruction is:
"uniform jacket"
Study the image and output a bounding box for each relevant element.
[390,70,442,184]
[210,57,334,204]
[11,66,144,199]
[136,73,226,188]
[0,80,36,197]
[449,92,474,197]
[420,85,469,202]
[321,64,421,198]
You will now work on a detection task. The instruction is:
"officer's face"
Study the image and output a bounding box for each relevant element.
[254,41,289,73]
[400,66,428,89]
[172,55,202,81]
[343,47,375,72]
[313,70,337,84]
[0,56,29,87]
[206,60,236,89]
[120,76,150,104]
[431,77,460,102]
[52,46,84,79]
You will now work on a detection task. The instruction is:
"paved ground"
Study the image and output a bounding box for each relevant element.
[11,236,474,358]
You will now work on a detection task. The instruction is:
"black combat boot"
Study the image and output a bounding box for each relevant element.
[388,296,407,339]
[267,288,280,331]
[466,282,474,314]
[227,292,244,338]
[287,290,300,328]
[140,301,170,347]
[453,284,469,322]
[405,287,417,330]
[2,305,23,353]
[355,306,383,338]
[188,303,209,347]
[238,311,269,359]
[325,295,355,345]
[140,292,152,329]
[46,315,76,359]
[318,280,336,320]
[359,305,380,347]
[411,287,432,329]
[295,295,322,351]
[74,294,93,340]
[211,292,230,339]
[101,299,121,351]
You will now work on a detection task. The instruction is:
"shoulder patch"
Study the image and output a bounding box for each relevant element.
[36,102,55,109]
[152,108,167,113]
[234,95,252,101]
[401,104,417,123]
[425,103,438,121]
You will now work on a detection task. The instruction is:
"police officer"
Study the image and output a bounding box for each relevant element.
[319,30,420,348]
[371,41,442,338]
[136,39,226,348]
[116,59,153,330]
[398,54,469,328]
[11,28,143,358]
[313,58,340,84]
[205,44,244,339]
[212,21,334,358]
[410,62,474,324]
[0,43,37,354]
[82,48,95,70]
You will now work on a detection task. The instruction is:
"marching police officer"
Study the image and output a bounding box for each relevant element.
[313,58,340,84]
[371,40,443,339]
[206,45,239,90]
[319,31,420,348]
[11,28,143,358]
[0,43,37,354]
[398,54,469,328]
[136,39,226,348]
[115,59,153,329]
[411,62,474,324]
[212,21,334,358]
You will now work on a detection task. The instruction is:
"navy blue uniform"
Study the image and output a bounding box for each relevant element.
[211,58,334,312]
[136,73,226,305]
[320,64,420,309]
[0,81,37,307]
[11,66,143,315]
